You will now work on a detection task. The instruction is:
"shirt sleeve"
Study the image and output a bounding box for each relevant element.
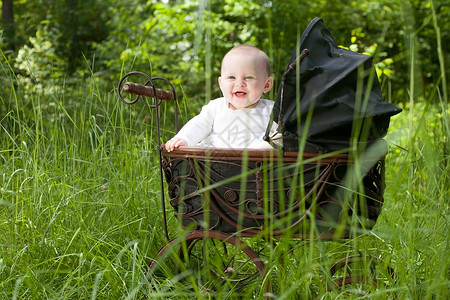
[172,100,217,146]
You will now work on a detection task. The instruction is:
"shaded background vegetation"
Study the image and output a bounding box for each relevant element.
[0,1,448,298]
[1,0,448,114]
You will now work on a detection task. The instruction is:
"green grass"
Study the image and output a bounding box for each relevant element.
[0,75,448,299]
[1,20,449,300]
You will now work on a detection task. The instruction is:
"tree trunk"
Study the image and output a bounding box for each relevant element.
[66,0,79,72]
[2,0,15,50]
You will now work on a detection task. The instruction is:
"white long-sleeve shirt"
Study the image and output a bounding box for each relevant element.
[173,97,275,148]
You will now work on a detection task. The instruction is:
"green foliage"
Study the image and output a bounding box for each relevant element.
[0,3,448,297]
[14,21,67,98]
[95,0,270,116]
[1,0,448,108]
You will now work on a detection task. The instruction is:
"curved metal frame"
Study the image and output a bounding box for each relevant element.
[117,71,178,241]
[161,147,385,238]
[148,230,269,294]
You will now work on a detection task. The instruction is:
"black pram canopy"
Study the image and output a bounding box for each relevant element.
[265,17,402,152]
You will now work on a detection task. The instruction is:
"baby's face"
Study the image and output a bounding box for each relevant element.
[219,53,272,110]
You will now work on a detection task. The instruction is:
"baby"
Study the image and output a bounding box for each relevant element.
[165,44,275,151]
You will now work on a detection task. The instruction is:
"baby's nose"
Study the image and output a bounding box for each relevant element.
[236,78,247,86]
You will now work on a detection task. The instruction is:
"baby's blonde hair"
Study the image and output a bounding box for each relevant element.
[221,44,270,76]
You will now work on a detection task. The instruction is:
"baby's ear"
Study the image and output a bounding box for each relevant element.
[264,76,274,92]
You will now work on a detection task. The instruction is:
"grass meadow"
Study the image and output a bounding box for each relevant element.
[1,34,449,300]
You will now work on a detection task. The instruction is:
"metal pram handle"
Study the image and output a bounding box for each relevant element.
[117,71,178,242]
[122,81,174,100]
[117,71,176,107]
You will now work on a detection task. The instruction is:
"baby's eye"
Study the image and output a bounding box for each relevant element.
[227,76,236,80]
[245,76,255,80]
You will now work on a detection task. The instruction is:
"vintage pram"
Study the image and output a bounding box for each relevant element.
[117,18,401,296]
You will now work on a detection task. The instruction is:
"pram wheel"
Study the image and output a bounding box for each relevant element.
[148,230,270,296]
[327,252,395,295]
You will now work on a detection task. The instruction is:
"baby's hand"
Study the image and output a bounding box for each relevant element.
[165,138,188,152]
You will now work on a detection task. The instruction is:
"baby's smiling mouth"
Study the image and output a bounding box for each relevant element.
[234,91,247,97]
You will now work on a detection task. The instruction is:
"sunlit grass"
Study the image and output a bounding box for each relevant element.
[1,69,448,299]
[1,7,448,300]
